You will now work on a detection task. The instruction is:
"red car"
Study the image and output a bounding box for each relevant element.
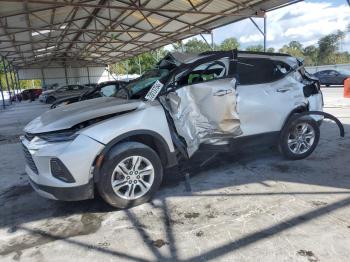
[11,88,42,101]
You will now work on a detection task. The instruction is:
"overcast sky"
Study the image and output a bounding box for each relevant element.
[191,0,350,52]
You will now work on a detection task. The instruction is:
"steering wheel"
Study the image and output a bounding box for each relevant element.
[200,60,227,81]
[115,87,131,100]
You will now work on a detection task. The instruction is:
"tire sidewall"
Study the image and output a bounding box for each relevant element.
[97,142,163,208]
[280,116,320,160]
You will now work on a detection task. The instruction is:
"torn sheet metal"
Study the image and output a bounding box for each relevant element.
[161,78,242,156]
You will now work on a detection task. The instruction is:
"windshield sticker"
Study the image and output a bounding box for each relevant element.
[145,80,164,101]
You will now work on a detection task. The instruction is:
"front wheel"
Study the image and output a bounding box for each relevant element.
[46,96,56,104]
[97,142,163,208]
[279,116,320,160]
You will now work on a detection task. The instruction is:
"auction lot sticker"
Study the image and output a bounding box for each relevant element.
[145,80,164,101]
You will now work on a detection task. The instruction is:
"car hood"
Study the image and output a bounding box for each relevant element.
[41,90,55,95]
[53,95,80,104]
[25,97,143,133]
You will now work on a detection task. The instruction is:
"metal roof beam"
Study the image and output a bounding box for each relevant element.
[0,0,256,17]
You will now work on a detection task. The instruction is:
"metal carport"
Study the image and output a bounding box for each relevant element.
[0,0,298,105]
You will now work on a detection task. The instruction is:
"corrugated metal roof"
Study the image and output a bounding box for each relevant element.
[0,0,293,69]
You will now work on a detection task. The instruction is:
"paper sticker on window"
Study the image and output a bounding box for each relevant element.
[145,80,164,101]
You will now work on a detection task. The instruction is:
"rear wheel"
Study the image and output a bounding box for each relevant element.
[97,142,163,208]
[279,116,320,160]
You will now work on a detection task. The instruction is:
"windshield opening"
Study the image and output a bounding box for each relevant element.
[124,68,170,99]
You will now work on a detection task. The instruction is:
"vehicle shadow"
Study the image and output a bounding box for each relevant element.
[0,121,349,260]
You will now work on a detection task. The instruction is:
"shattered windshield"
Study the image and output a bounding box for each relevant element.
[125,69,169,97]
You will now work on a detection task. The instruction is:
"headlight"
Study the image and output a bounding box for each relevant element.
[37,130,79,142]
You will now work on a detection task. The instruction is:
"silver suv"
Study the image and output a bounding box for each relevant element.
[22,51,344,208]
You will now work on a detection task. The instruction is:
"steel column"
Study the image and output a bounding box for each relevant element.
[2,56,12,104]
[15,69,21,95]
[40,68,46,87]
[9,64,18,98]
[264,15,267,52]
[0,80,5,108]
[64,66,68,85]
[87,67,91,84]
[249,14,267,52]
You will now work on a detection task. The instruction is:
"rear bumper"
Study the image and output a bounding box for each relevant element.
[28,176,94,201]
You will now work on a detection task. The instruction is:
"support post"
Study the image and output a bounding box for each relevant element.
[9,64,17,98]
[264,14,267,52]
[200,33,213,50]
[2,56,12,104]
[16,70,21,92]
[138,56,142,75]
[64,66,68,85]
[87,67,91,84]
[0,80,5,109]
[41,68,46,87]
[211,30,214,50]
[249,12,267,52]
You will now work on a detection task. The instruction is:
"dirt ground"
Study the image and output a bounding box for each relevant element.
[0,87,350,262]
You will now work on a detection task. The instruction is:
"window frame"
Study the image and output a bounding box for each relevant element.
[173,57,233,88]
[236,57,295,86]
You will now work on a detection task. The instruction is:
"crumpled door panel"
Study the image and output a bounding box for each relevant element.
[162,78,242,156]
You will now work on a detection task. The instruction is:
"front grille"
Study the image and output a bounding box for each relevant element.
[25,133,35,141]
[22,143,38,174]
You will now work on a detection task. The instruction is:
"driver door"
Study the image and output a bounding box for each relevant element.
[164,58,241,156]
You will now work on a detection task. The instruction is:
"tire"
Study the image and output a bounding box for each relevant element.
[279,116,320,160]
[97,142,163,208]
[46,96,56,104]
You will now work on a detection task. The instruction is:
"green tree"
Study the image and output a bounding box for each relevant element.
[279,41,304,57]
[246,44,264,52]
[317,30,345,64]
[303,45,319,65]
[267,47,275,53]
[110,47,167,75]
[183,38,212,53]
[219,37,240,51]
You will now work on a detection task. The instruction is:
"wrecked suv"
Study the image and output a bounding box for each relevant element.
[22,50,344,208]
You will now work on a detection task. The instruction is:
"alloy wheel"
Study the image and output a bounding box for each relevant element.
[287,123,316,155]
[111,155,155,200]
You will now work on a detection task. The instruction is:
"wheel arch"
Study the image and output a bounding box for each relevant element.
[282,105,309,128]
[93,130,177,182]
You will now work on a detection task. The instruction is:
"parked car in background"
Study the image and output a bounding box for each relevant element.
[50,70,167,109]
[22,50,344,208]
[313,69,350,86]
[39,84,94,103]
[11,88,42,102]
[50,81,126,108]
[42,83,59,92]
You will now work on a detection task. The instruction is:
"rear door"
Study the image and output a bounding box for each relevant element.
[235,57,305,136]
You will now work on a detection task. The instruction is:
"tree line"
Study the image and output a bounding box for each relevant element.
[111,26,350,75]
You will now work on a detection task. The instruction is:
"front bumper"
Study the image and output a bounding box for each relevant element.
[21,134,105,201]
[28,176,94,201]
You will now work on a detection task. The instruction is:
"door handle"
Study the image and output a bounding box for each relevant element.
[276,88,290,93]
[213,89,233,96]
